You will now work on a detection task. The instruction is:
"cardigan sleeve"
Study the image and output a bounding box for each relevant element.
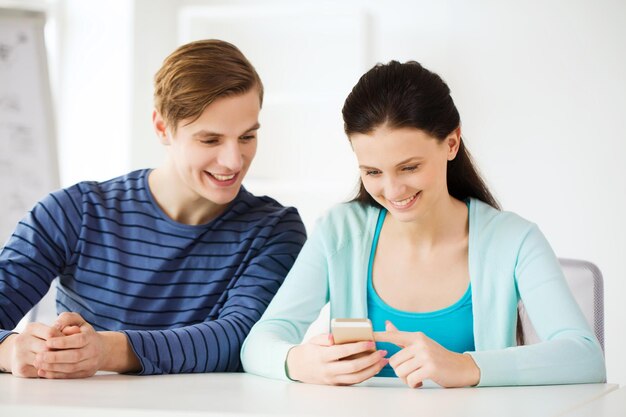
[240,221,331,381]
[469,224,606,386]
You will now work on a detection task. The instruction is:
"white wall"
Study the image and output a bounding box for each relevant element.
[13,0,626,383]
[55,0,132,185]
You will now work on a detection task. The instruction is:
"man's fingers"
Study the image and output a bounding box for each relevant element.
[13,365,39,378]
[37,347,86,365]
[38,369,94,379]
[12,355,39,378]
[35,358,94,373]
[54,312,86,331]
[46,332,88,350]
[62,326,81,336]
[18,334,49,355]
[24,322,63,341]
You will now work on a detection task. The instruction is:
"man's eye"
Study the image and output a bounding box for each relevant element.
[240,135,256,141]
[201,139,218,145]
[402,165,418,172]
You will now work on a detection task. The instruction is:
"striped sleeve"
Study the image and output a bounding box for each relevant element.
[0,188,82,343]
[121,209,306,374]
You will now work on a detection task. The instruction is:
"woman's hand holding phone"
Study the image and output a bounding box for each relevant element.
[285,333,388,385]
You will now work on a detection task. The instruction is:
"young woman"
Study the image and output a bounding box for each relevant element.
[241,60,605,387]
[0,40,306,378]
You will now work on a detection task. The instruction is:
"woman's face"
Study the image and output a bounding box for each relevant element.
[350,126,460,222]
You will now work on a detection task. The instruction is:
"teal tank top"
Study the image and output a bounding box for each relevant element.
[367,209,475,377]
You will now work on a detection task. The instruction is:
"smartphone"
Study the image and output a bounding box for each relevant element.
[330,318,375,345]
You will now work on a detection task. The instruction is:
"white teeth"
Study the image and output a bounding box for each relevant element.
[211,173,236,181]
[391,193,417,207]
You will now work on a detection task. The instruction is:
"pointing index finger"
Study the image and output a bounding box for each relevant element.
[373,331,410,348]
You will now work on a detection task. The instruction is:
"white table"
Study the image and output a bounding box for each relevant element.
[0,373,618,417]
[558,385,626,417]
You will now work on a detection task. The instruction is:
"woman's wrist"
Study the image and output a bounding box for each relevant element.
[462,353,481,386]
[285,345,302,382]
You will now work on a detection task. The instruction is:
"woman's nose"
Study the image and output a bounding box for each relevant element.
[383,177,407,201]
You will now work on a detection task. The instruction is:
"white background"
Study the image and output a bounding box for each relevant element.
[1,0,625,384]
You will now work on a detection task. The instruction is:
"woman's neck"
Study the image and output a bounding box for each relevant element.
[385,195,468,250]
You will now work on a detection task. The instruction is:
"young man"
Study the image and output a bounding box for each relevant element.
[0,39,306,378]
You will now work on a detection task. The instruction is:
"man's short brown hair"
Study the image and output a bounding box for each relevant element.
[154,39,263,133]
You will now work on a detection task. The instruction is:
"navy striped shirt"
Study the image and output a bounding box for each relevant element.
[0,169,306,374]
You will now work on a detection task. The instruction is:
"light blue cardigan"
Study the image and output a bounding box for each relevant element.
[241,198,606,386]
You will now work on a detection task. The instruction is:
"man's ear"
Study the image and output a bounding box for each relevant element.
[446,127,462,161]
[152,110,171,145]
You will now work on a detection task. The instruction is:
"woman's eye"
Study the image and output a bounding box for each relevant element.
[365,170,381,176]
[201,139,218,145]
[240,135,256,141]
[402,165,418,172]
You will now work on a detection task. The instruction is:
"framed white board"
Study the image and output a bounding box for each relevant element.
[0,8,58,245]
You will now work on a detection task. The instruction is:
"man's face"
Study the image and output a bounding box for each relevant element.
[160,89,260,208]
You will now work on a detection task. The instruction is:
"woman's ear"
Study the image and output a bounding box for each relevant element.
[152,110,171,145]
[446,127,462,161]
